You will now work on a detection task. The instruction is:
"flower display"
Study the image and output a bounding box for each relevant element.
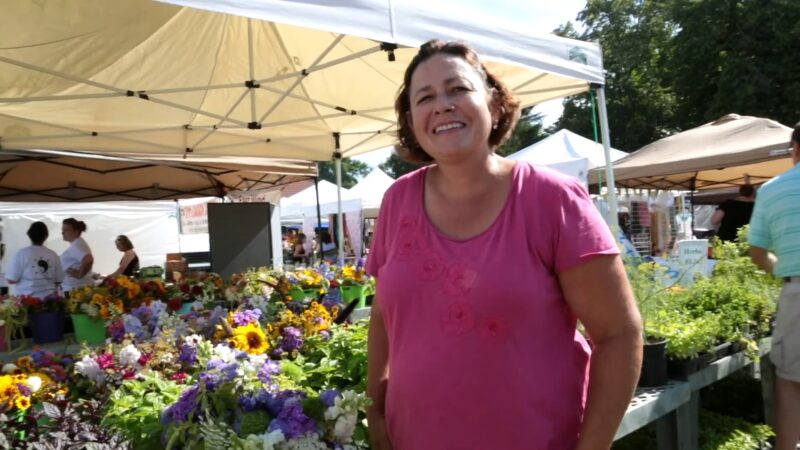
[17,293,65,314]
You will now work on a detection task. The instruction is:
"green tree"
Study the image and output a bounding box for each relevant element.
[496,108,548,156]
[553,0,679,152]
[379,150,423,179]
[317,158,371,188]
[666,0,800,129]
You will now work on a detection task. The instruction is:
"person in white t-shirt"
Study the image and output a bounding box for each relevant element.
[6,222,64,298]
[60,218,94,293]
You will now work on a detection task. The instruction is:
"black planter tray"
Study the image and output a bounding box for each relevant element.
[667,342,736,380]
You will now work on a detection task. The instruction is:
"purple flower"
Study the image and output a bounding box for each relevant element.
[269,348,285,359]
[257,360,281,384]
[220,362,239,382]
[179,344,198,365]
[281,327,304,353]
[239,394,259,412]
[319,330,331,341]
[170,386,200,423]
[206,358,225,371]
[319,389,340,407]
[356,257,366,269]
[107,319,126,343]
[16,383,32,397]
[233,309,262,327]
[199,372,222,391]
[267,396,318,439]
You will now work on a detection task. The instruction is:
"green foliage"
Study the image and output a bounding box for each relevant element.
[379,151,423,179]
[237,411,270,438]
[698,410,773,450]
[652,311,721,359]
[296,321,369,393]
[556,0,800,153]
[496,109,548,157]
[625,258,675,339]
[317,158,371,189]
[102,374,186,449]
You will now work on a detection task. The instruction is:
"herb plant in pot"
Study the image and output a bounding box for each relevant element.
[627,259,673,387]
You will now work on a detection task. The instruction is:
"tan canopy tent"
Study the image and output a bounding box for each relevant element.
[589,114,794,190]
[0,149,315,202]
[0,0,621,258]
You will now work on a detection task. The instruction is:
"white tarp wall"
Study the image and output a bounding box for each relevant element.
[350,168,395,218]
[0,202,179,294]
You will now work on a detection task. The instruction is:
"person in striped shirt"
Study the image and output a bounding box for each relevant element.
[749,121,800,450]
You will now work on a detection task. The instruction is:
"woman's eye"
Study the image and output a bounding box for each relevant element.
[416,95,432,105]
[451,86,469,92]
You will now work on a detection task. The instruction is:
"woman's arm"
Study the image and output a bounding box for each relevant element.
[559,254,642,450]
[367,298,393,450]
[710,208,725,228]
[109,251,134,278]
[68,253,94,278]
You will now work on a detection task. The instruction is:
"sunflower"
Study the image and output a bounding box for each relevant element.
[16,356,35,372]
[14,395,31,411]
[230,323,269,355]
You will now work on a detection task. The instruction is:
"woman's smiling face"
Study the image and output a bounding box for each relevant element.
[408,54,495,163]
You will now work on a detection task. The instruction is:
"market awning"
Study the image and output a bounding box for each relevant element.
[0,0,604,161]
[589,114,794,190]
[0,149,315,202]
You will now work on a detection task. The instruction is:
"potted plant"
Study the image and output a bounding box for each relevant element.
[335,261,373,309]
[0,296,26,351]
[19,294,66,344]
[626,259,674,387]
[67,285,121,345]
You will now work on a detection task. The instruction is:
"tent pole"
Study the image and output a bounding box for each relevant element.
[314,176,323,264]
[334,148,345,264]
[690,176,696,235]
[594,85,619,235]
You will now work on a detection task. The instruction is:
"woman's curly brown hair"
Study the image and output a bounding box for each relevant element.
[394,40,521,163]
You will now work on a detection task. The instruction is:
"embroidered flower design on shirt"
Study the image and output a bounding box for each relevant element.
[399,216,416,233]
[442,264,478,296]
[439,301,476,336]
[479,317,510,339]
[417,251,444,281]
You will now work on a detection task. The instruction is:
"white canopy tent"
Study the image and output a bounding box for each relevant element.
[280,180,361,222]
[349,168,395,218]
[508,129,628,184]
[0,0,620,259]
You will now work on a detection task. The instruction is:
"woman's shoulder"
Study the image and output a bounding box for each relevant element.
[514,161,587,198]
[381,165,427,205]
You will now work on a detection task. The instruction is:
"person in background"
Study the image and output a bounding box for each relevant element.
[366,40,642,450]
[60,218,94,294]
[749,122,800,450]
[711,175,756,241]
[108,235,139,277]
[292,233,309,264]
[6,222,64,298]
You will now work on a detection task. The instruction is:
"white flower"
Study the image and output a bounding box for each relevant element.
[244,429,285,450]
[119,344,142,367]
[25,375,43,393]
[324,405,343,421]
[212,344,237,363]
[184,334,204,347]
[2,363,19,374]
[75,355,105,384]
[278,433,327,450]
[333,414,358,443]
[0,319,5,327]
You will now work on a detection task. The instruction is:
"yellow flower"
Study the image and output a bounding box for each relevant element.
[16,356,34,372]
[15,396,31,410]
[230,323,269,355]
[91,293,105,304]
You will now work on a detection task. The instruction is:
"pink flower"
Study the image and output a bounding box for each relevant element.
[479,317,509,339]
[439,301,476,336]
[442,265,478,296]
[171,372,188,383]
[122,368,137,380]
[417,252,444,281]
[96,353,115,370]
[137,353,153,366]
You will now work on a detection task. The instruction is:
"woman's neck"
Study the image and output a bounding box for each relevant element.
[431,153,509,199]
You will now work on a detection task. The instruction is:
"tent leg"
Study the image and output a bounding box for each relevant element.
[314,176,323,264]
[595,85,620,235]
[334,153,345,264]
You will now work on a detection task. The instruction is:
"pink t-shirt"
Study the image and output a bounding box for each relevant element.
[366,161,618,450]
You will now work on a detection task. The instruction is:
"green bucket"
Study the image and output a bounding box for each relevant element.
[340,284,367,309]
[70,314,107,345]
[289,288,319,301]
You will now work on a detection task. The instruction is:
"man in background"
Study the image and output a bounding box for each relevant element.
[749,122,800,450]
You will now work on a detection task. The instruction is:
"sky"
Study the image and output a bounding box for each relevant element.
[353,0,588,169]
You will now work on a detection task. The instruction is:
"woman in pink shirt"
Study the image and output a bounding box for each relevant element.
[366,40,643,450]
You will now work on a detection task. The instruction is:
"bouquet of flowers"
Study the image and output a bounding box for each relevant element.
[18,293,65,314]
[68,285,123,320]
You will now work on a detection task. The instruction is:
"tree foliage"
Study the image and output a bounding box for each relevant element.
[317,159,371,189]
[555,0,800,152]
